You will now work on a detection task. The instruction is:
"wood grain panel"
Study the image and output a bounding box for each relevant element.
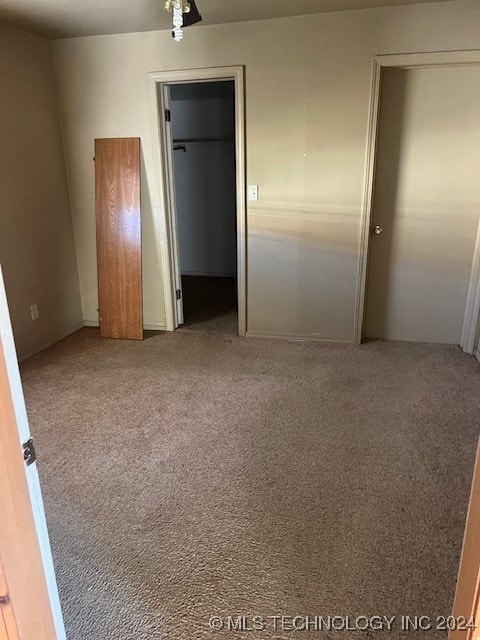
[449,440,480,640]
[0,556,19,640]
[0,340,56,639]
[95,138,143,340]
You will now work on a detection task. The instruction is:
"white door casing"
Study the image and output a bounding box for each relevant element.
[148,66,246,336]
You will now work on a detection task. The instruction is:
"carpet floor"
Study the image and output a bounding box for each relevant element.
[20,329,480,640]
[180,276,237,334]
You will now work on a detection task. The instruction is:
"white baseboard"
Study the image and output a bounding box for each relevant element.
[83,319,166,331]
[246,330,353,344]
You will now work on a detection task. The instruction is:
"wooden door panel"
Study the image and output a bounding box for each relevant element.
[449,440,480,640]
[0,558,19,640]
[0,340,57,639]
[95,137,143,340]
[0,611,19,640]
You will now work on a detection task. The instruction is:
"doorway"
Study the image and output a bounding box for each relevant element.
[149,67,246,336]
[357,54,480,347]
[169,80,237,333]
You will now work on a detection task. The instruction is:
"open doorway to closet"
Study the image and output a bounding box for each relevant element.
[170,81,237,333]
[149,67,246,337]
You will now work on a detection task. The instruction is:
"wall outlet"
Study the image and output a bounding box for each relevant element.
[30,304,39,321]
[248,185,259,201]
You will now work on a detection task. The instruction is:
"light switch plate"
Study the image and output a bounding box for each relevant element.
[248,185,258,201]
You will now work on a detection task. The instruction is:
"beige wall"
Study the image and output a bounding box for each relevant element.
[0,24,82,360]
[53,0,480,340]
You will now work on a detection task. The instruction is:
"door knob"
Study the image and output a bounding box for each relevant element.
[373,225,383,235]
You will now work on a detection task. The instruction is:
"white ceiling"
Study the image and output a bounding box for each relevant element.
[0,0,459,39]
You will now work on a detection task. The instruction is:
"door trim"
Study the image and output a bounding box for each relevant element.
[354,50,480,349]
[148,66,247,335]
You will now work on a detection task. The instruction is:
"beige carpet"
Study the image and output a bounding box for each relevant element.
[20,328,480,640]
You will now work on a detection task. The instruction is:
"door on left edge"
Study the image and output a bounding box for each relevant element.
[0,265,65,640]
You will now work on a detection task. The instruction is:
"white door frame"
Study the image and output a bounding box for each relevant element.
[148,66,247,335]
[354,51,480,351]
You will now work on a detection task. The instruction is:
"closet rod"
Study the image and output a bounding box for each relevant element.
[172,138,234,144]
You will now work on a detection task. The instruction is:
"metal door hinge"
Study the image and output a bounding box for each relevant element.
[0,595,10,606]
[22,438,37,466]
[165,109,171,123]
[176,289,181,300]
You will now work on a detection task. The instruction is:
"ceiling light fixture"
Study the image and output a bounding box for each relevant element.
[165,0,202,42]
